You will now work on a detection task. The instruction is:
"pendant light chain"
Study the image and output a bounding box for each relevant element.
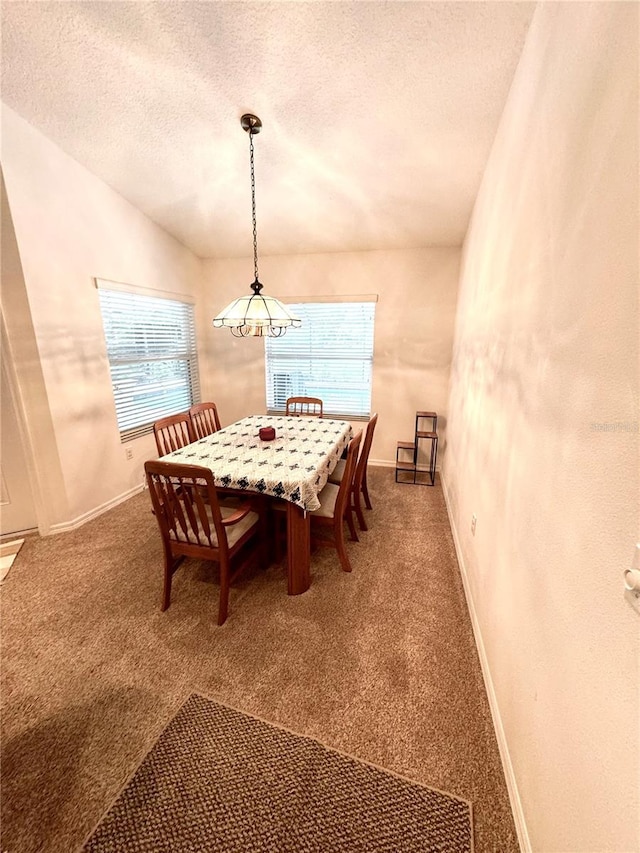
[249,129,259,284]
[212,113,301,336]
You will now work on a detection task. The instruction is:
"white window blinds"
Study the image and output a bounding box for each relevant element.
[98,287,200,441]
[265,301,375,418]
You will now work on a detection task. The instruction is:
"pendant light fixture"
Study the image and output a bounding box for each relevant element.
[213,114,301,338]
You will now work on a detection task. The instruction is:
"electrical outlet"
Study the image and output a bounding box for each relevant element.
[125,447,133,461]
[625,585,640,614]
[624,544,640,614]
[471,514,477,536]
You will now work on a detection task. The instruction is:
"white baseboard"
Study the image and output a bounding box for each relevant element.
[440,471,531,853]
[46,482,145,536]
[370,458,395,468]
[370,458,441,471]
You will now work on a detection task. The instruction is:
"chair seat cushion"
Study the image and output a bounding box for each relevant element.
[310,482,339,519]
[221,506,259,548]
[271,483,339,520]
[328,459,345,486]
[169,504,258,549]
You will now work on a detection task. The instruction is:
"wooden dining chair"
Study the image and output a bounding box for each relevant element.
[329,413,377,530]
[145,460,266,625]
[309,431,362,572]
[153,412,195,456]
[189,402,222,439]
[285,396,323,418]
[274,432,362,572]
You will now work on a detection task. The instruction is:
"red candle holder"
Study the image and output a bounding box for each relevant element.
[259,426,276,441]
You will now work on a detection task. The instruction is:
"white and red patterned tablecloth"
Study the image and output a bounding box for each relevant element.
[160,415,353,512]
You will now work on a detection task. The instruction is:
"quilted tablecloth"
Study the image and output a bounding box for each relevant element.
[161,415,354,512]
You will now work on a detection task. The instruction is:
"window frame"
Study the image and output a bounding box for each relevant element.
[96,279,201,442]
[264,297,376,420]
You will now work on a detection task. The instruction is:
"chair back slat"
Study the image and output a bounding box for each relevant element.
[162,477,184,539]
[178,479,202,541]
[189,402,222,439]
[193,486,212,542]
[174,481,195,542]
[285,396,323,418]
[153,413,195,457]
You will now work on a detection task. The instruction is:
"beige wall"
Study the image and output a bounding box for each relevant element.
[1,171,66,531]
[1,105,203,529]
[443,4,639,851]
[200,248,460,464]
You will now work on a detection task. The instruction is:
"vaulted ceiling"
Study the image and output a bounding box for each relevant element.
[1,1,534,258]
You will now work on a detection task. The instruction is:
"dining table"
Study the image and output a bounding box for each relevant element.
[159,415,354,594]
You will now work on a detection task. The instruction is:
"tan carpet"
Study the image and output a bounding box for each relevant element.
[0,468,519,852]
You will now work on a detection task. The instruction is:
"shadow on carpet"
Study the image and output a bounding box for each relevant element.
[83,693,473,852]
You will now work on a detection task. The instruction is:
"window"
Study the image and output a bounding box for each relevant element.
[97,282,200,441]
[265,300,375,418]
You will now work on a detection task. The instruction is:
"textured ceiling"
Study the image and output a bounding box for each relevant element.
[1,1,534,258]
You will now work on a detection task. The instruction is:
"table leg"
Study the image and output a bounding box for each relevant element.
[286,502,311,595]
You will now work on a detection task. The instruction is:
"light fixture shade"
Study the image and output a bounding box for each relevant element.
[213,289,301,338]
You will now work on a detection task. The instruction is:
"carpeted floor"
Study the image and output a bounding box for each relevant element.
[0,467,519,853]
